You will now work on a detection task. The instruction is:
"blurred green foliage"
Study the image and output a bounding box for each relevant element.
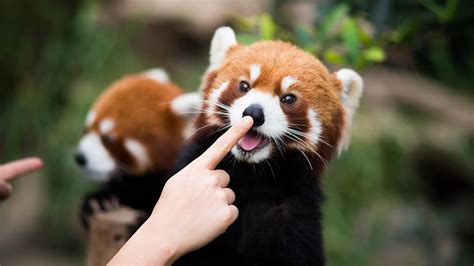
[0,0,147,252]
[0,0,473,264]
[234,6,387,70]
[340,0,474,95]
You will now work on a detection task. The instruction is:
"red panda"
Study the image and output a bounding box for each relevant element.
[75,68,200,228]
[173,27,363,266]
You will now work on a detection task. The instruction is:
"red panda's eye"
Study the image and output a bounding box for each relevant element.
[281,94,297,105]
[101,135,114,145]
[238,81,251,93]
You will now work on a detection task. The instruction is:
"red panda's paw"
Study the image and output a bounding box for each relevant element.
[80,193,121,230]
[91,196,120,212]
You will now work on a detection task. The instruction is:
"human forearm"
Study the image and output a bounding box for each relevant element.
[108,219,179,266]
[108,117,252,265]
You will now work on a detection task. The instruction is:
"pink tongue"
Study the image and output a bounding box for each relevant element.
[238,133,263,151]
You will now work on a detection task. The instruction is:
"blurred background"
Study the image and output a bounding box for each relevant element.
[0,0,473,265]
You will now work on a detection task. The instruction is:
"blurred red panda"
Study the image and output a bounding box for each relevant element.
[75,68,200,228]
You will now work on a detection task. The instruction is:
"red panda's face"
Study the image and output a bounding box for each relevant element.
[76,70,200,182]
[197,27,363,165]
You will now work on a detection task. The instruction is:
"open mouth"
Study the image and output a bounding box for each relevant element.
[237,130,270,153]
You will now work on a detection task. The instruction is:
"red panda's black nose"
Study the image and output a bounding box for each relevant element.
[242,104,265,127]
[75,152,87,167]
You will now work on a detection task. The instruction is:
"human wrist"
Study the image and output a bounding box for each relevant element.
[137,219,181,266]
[108,218,179,266]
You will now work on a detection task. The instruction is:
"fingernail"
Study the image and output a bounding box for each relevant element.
[241,116,253,127]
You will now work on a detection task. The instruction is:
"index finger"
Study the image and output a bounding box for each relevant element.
[0,157,44,181]
[196,116,253,169]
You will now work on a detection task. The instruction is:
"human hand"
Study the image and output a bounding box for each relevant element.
[109,116,253,266]
[0,157,43,201]
[150,115,253,259]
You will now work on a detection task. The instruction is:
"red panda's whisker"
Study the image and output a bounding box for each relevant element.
[286,129,308,139]
[285,134,317,155]
[315,151,329,168]
[289,134,329,168]
[185,107,230,117]
[271,136,286,158]
[283,131,329,168]
[286,128,310,138]
[283,131,315,151]
[115,160,133,174]
[286,128,333,149]
[185,110,229,117]
[288,122,307,127]
[186,124,215,140]
[263,160,276,180]
[202,99,230,111]
[186,121,232,141]
[318,138,332,148]
[300,151,314,171]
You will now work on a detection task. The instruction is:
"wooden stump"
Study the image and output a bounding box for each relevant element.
[86,207,145,266]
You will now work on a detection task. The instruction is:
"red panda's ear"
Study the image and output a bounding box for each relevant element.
[208,27,237,71]
[334,69,364,155]
[170,92,202,118]
[143,68,170,83]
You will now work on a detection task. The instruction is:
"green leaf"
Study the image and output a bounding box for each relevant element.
[421,0,458,23]
[259,13,276,40]
[341,18,360,65]
[363,47,386,62]
[294,25,313,50]
[324,50,346,65]
[233,16,257,32]
[358,25,373,46]
[320,4,349,40]
[236,33,260,45]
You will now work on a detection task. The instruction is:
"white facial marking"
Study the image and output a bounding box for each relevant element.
[124,138,150,170]
[206,81,229,122]
[99,118,114,134]
[249,64,261,84]
[229,90,288,138]
[78,132,116,182]
[281,76,297,91]
[228,90,288,162]
[307,108,322,146]
[143,68,170,83]
[85,111,96,127]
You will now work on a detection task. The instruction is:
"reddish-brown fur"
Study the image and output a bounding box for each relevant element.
[86,74,186,175]
[197,41,346,165]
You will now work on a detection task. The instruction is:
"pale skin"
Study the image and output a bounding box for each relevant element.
[0,157,44,201]
[109,116,254,266]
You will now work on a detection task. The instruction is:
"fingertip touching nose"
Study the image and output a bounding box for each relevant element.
[242,104,265,127]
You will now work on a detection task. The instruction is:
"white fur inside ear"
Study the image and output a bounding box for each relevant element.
[171,92,202,118]
[209,27,237,71]
[335,68,363,155]
[85,111,96,127]
[143,68,170,83]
